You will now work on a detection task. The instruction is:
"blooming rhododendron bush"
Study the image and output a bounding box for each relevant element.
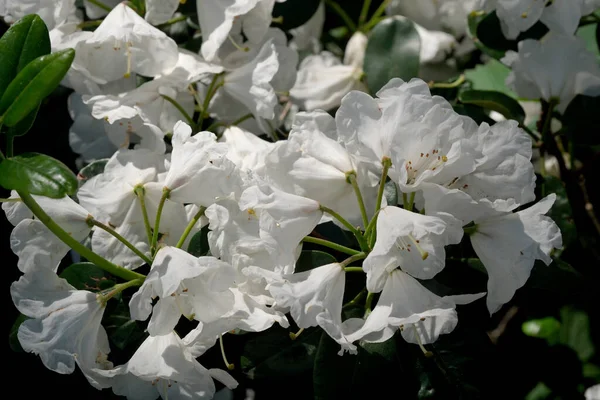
[2,0,600,399]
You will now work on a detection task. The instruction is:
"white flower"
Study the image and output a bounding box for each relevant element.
[9,195,91,273]
[101,332,237,400]
[145,0,180,25]
[221,126,276,174]
[470,194,563,313]
[129,246,237,336]
[11,268,112,377]
[163,122,242,205]
[290,32,368,111]
[74,3,179,84]
[502,34,600,113]
[586,384,600,400]
[363,205,462,292]
[2,0,79,30]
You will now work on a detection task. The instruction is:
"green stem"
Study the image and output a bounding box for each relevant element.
[340,252,367,268]
[176,206,206,249]
[0,198,21,203]
[358,0,372,28]
[302,236,360,256]
[197,74,222,130]
[324,0,358,32]
[88,217,153,265]
[365,209,380,248]
[347,173,369,230]
[463,224,478,236]
[17,191,145,281]
[231,113,254,126]
[151,187,171,255]
[320,205,358,234]
[343,288,367,308]
[364,292,375,317]
[85,0,112,12]
[362,0,391,31]
[156,15,187,28]
[428,74,465,89]
[403,192,415,211]
[521,124,541,141]
[77,20,103,30]
[98,278,144,305]
[344,266,365,273]
[162,95,195,127]
[134,186,153,246]
[541,98,558,143]
[374,157,391,214]
[6,135,14,158]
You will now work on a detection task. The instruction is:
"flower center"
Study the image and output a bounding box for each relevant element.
[404,148,448,185]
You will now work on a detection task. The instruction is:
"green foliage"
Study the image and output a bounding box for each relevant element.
[187,225,211,257]
[77,158,109,188]
[363,16,420,93]
[0,153,78,198]
[458,89,525,124]
[9,314,29,353]
[59,262,116,291]
[273,0,322,30]
[0,14,51,98]
[0,48,75,127]
[295,250,337,273]
[464,59,515,98]
[522,317,561,339]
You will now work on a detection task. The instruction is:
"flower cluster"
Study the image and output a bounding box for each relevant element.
[3,0,591,399]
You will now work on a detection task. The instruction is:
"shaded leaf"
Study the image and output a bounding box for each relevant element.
[0,152,78,198]
[273,0,322,30]
[9,314,29,353]
[364,16,420,93]
[384,179,398,207]
[476,11,547,53]
[77,159,109,188]
[3,104,40,137]
[295,250,337,273]
[104,300,147,351]
[187,225,210,257]
[464,59,515,98]
[459,89,525,124]
[59,262,115,291]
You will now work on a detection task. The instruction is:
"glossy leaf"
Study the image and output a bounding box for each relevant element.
[467,11,506,60]
[77,159,109,188]
[3,104,40,137]
[459,89,525,124]
[187,225,210,257]
[104,301,148,351]
[0,14,51,98]
[0,152,78,198]
[295,250,337,273]
[364,16,420,93]
[0,48,75,127]
[59,262,115,291]
[522,317,561,339]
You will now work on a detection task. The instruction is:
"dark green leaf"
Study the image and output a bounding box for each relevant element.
[459,90,525,124]
[577,24,600,60]
[0,152,78,198]
[295,250,337,273]
[272,0,322,30]
[525,382,552,400]
[464,59,516,98]
[467,12,506,60]
[187,225,210,257]
[240,326,321,379]
[597,23,600,55]
[77,159,108,188]
[104,300,147,350]
[3,103,40,137]
[522,317,561,339]
[9,314,29,352]
[364,16,420,93]
[527,259,582,295]
[0,48,75,127]
[59,262,115,291]
[542,176,576,252]
[0,14,50,98]
[313,332,403,399]
[559,306,595,362]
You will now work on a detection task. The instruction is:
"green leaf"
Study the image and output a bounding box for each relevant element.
[525,382,552,400]
[272,0,322,30]
[9,314,30,352]
[577,24,600,60]
[187,225,210,257]
[60,262,115,291]
[240,326,321,379]
[559,306,595,362]
[0,48,75,127]
[583,363,600,380]
[464,59,516,98]
[77,158,108,188]
[541,176,576,252]
[3,103,40,137]
[313,332,403,399]
[522,317,561,339]
[527,259,582,295]
[467,11,506,60]
[103,300,147,350]
[458,89,525,124]
[0,14,51,98]
[364,16,420,93]
[475,11,548,53]
[384,179,398,206]
[0,152,78,198]
[295,250,337,273]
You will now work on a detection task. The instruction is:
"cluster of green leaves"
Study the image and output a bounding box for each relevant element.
[0,15,77,198]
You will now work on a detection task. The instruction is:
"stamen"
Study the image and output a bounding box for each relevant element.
[228,35,249,52]
[408,234,429,260]
[219,334,235,370]
[413,324,433,357]
[124,41,133,78]
[289,328,305,340]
